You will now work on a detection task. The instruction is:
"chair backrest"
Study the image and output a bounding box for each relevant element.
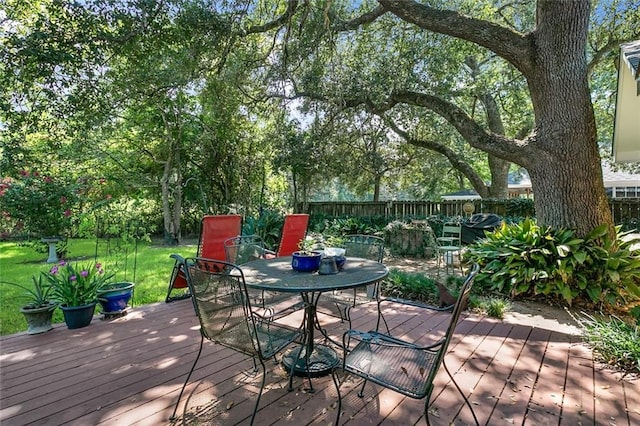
[425,263,479,387]
[183,258,259,357]
[224,235,267,265]
[276,214,309,257]
[343,234,384,262]
[440,224,462,246]
[197,215,243,260]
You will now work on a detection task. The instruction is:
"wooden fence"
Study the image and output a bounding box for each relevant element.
[299,199,640,224]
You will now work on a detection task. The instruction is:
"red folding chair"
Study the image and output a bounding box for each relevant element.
[275,213,310,257]
[166,214,242,302]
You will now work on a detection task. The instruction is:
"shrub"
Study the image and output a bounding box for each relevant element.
[381,269,439,305]
[465,218,640,307]
[0,170,80,237]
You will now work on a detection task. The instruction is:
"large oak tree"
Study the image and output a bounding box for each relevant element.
[261,0,639,236]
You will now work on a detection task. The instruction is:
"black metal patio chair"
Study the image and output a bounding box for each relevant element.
[331,263,480,426]
[316,235,384,327]
[169,258,307,425]
[224,234,306,320]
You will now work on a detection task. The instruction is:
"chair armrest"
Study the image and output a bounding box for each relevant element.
[170,254,198,270]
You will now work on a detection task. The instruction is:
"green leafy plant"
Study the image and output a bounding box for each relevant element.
[381,269,439,304]
[297,235,322,255]
[243,210,283,250]
[46,260,115,306]
[465,219,640,306]
[576,313,640,375]
[1,273,56,309]
[484,298,511,319]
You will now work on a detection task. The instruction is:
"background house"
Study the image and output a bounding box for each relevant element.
[612,39,640,163]
[442,163,640,200]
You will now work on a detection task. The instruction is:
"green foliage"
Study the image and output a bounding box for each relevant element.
[0,170,80,237]
[1,273,55,309]
[311,215,385,237]
[465,219,640,306]
[483,298,511,319]
[576,313,640,375]
[243,210,285,251]
[630,305,640,325]
[46,260,115,307]
[380,269,439,305]
[481,198,535,218]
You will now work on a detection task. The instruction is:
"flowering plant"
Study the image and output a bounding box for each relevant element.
[46,261,115,306]
[0,170,79,237]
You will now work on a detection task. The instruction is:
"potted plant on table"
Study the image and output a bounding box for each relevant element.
[46,261,114,329]
[2,273,58,334]
[291,235,323,272]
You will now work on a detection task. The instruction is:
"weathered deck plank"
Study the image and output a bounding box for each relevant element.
[1,296,636,426]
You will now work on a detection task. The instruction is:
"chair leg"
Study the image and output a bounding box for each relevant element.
[166,266,191,303]
[443,360,480,426]
[249,358,267,426]
[375,300,391,333]
[357,378,368,397]
[170,335,204,420]
[331,368,343,426]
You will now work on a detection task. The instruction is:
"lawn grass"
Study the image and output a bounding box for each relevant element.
[0,238,198,336]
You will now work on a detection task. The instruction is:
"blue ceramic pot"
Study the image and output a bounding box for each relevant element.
[97,282,135,313]
[291,251,322,272]
[335,255,347,270]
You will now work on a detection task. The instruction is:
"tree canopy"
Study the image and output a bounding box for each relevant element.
[1,0,638,240]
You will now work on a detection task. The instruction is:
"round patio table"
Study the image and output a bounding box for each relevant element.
[241,256,389,377]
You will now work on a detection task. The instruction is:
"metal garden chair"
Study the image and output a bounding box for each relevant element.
[224,234,306,319]
[436,222,463,275]
[169,258,307,425]
[316,235,385,327]
[331,263,480,426]
[166,214,242,302]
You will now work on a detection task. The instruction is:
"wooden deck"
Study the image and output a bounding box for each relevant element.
[1,297,638,425]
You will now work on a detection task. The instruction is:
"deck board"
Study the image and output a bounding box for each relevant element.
[1,297,636,426]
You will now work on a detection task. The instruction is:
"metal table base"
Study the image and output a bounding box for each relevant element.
[282,344,339,377]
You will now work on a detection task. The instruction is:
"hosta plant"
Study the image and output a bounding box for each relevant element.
[465,218,640,307]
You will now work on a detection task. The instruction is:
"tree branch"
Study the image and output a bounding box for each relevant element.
[379,91,531,163]
[332,5,387,31]
[243,0,299,35]
[377,0,534,76]
[588,36,639,75]
[383,117,490,198]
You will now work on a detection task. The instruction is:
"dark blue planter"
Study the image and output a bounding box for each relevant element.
[60,303,96,329]
[291,251,322,272]
[97,282,135,313]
